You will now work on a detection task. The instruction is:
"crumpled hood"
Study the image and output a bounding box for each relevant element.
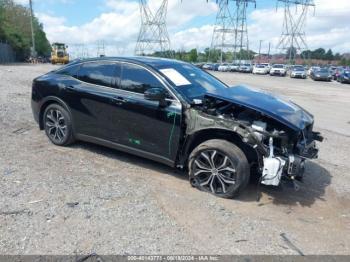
[205,85,314,131]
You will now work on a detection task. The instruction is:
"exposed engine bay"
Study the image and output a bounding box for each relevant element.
[185,94,324,187]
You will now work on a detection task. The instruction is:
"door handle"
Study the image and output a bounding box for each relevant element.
[64,85,75,92]
[111,96,127,105]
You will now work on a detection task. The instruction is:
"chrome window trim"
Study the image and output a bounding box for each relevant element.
[57,59,180,103]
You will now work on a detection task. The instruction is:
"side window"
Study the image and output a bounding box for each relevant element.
[78,62,117,87]
[121,63,166,94]
[57,64,80,78]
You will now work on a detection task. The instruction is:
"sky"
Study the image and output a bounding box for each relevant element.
[14,0,350,57]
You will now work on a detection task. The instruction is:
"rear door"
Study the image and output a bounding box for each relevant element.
[107,62,182,162]
[60,61,122,140]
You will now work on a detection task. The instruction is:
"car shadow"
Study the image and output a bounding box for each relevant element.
[237,161,332,207]
[71,141,188,181]
[72,141,331,207]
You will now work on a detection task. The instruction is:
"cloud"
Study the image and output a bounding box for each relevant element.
[247,0,350,53]
[36,0,217,55]
[35,0,350,56]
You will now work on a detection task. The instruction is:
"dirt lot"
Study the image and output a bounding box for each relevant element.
[0,64,350,255]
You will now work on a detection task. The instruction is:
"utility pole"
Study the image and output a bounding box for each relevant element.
[29,0,36,57]
[276,0,315,65]
[258,39,262,63]
[135,0,171,57]
[267,42,271,62]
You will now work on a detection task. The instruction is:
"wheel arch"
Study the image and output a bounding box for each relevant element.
[178,128,259,170]
[39,96,73,130]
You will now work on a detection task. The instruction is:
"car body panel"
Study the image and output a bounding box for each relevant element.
[204,85,314,131]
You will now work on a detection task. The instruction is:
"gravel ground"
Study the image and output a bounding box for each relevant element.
[0,64,349,255]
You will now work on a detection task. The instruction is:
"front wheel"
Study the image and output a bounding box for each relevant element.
[43,104,75,146]
[188,139,250,198]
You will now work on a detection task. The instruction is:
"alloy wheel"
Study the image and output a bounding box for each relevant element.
[193,150,237,194]
[45,109,67,143]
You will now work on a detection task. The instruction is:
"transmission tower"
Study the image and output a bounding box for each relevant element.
[276,0,315,64]
[97,40,106,57]
[210,0,255,63]
[135,0,171,56]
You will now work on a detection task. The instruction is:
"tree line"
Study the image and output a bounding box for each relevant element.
[0,0,51,60]
[153,47,350,66]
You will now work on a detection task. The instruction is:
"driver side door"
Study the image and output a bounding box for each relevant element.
[108,62,182,164]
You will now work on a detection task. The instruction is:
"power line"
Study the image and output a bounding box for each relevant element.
[135,0,171,56]
[209,0,256,63]
[276,0,315,64]
[97,40,106,57]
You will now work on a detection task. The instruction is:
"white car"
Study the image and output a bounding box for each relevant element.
[239,64,253,73]
[229,63,240,72]
[290,67,307,79]
[270,64,287,76]
[218,63,230,72]
[260,63,271,71]
[253,64,269,74]
[308,66,320,76]
[202,63,212,70]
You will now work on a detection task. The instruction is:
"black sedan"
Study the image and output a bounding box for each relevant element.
[31,57,322,198]
[310,68,332,81]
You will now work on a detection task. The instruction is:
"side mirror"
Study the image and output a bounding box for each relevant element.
[144,88,166,101]
[144,88,168,107]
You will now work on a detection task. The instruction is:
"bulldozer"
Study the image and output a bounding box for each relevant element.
[51,43,69,64]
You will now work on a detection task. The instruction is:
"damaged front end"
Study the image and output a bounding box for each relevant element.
[183,89,323,187]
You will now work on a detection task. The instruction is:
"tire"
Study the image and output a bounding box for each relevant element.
[188,139,250,198]
[43,104,75,146]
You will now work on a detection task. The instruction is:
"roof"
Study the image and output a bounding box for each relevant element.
[68,56,185,70]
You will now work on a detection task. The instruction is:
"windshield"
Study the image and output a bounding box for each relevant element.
[293,67,304,71]
[317,69,329,73]
[273,64,284,68]
[158,63,228,102]
[256,65,266,68]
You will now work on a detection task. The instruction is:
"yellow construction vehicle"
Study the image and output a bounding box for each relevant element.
[51,43,69,64]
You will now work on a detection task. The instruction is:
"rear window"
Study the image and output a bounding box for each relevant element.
[57,64,80,78]
[77,62,119,88]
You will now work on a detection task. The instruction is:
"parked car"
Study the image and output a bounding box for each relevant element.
[238,64,253,73]
[333,67,344,80]
[202,63,214,70]
[229,63,240,72]
[337,69,350,84]
[31,57,322,198]
[218,63,230,72]
[307,66,320,76]
[290,67,307,79]
[260,63,271,72]
[310,68,332,81]
[252,64,269,75]
[213,63,220,71]
[270,64,286,76]
[194,63,205,69]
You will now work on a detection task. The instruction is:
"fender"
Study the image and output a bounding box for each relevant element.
[39,96,75,133]
[176,108,266,169]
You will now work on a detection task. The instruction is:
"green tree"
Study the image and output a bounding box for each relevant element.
[0,0,51,60]
[324,49,334,61]
[189,48,198,62]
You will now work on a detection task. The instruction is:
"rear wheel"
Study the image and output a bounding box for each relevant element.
[188,139,250,198]
[43,104,75,146]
